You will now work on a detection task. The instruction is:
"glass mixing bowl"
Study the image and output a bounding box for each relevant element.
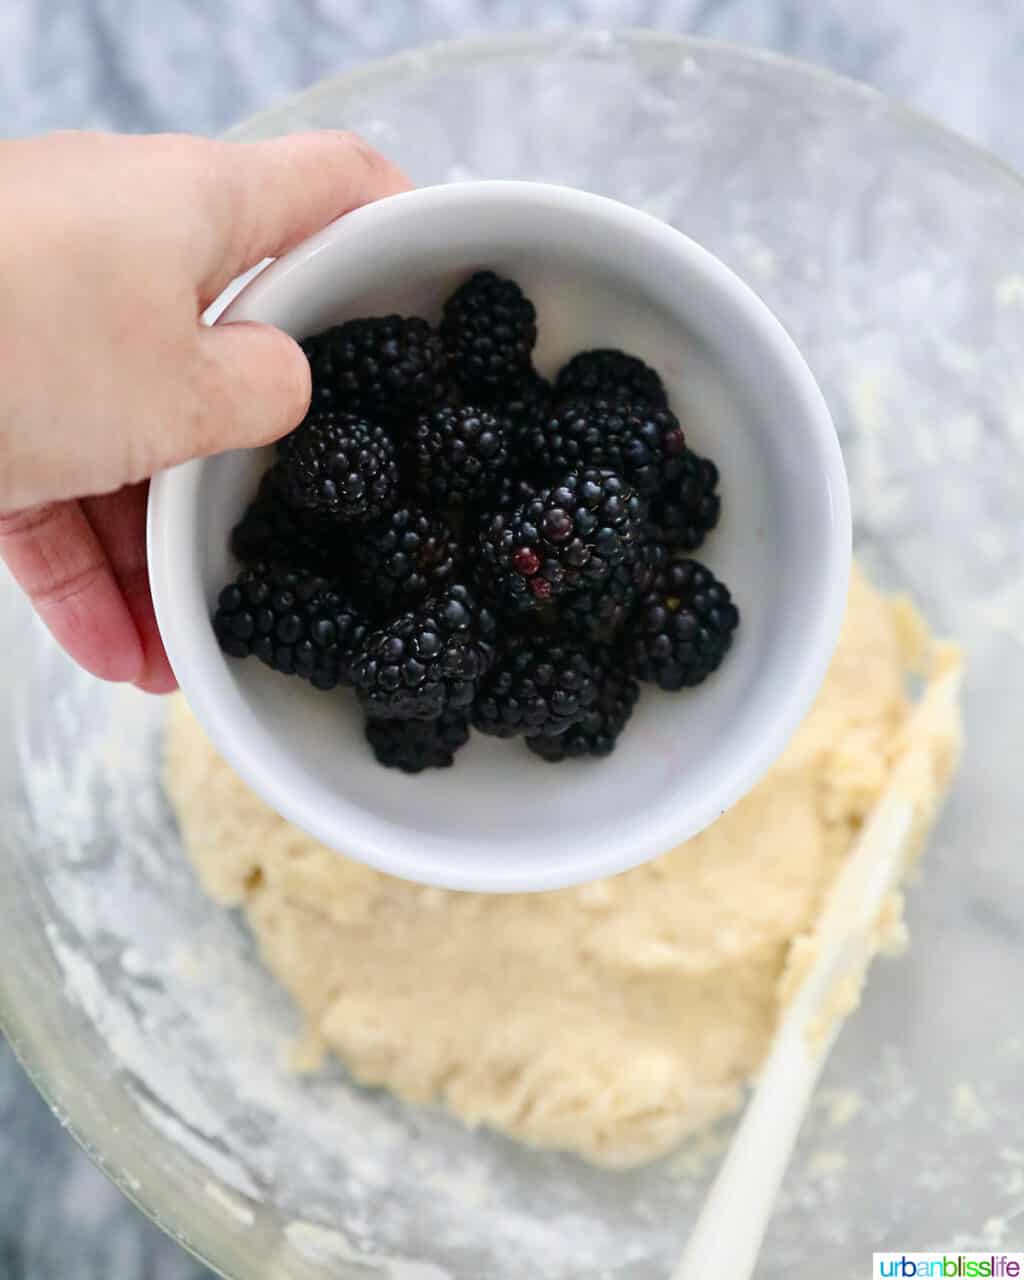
[3,31,1023,1279]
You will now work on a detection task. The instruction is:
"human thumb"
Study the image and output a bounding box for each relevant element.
[181,320,312,463]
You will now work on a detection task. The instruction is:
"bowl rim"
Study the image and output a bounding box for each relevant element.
[148,176,851,892]
[229,26,1024,197]
[7,29,1023,1280]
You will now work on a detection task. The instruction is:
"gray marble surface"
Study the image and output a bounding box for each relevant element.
[1,2,1022,1276]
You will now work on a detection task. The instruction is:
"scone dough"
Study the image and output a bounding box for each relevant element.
[165,566,960,1168]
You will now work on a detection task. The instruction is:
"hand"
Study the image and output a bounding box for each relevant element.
[0,130,408,692]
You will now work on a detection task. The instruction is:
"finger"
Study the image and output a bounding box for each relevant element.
[176,321,311,463]
[200,131,411,304]
[0,502,144,684]
[80,483,178,695]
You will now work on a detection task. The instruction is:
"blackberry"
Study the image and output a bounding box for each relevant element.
[472,639,598,739]
[364,709,471,774]
[351,583,497,721]
[213,563,369,691]
[446,371,549,451]
[494,371,552,452]
[349,505,457,613]
[626,559,740,691]
[560,529,665,642]
[302,316,444,418]
[554,348,668,410]
[527,653,639,761]
[230,467,346,571]
[277,411,400,524]
[473,469,645,615]
[211,275,738,778]
[646,450,721,552]
[530,397,685,495]
[441,270,537,391]
[486,470,540,514]
[409,404,509,506]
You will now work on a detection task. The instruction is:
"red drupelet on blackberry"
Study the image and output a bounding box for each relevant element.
[364,709,471,773]
[213,563,370,691]
[529,397,685,495]
[302,315,445,419]
[350,583,497,722]
[472,469,645,615]
[646,449,721,552]
[349,505,457,613]
[554,348,669,410]
[626,559,740,691]
[277,411,400,525]
[527,649,639,761]
[472,637,598,738]
[440,270,537,392]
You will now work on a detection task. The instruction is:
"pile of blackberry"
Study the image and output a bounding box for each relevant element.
[213,272,739,774]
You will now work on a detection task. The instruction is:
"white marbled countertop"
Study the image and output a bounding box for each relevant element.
[1,2,1022,1276]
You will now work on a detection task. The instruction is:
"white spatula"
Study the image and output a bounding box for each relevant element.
[673,664,962,1280]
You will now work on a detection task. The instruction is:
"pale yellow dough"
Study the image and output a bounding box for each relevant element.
[164,565,961,1168]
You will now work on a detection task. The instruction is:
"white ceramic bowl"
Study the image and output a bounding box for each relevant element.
[147,179,850,892]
